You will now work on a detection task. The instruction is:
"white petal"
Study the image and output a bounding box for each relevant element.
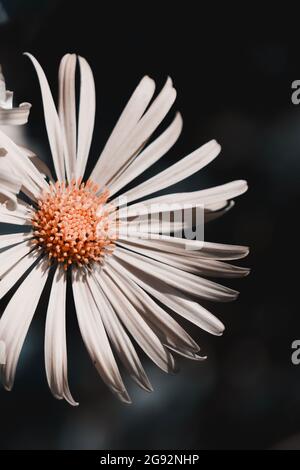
[0,232,32,250]
[58,54,77,181]
[97,78,176,188]
[117,180,247,217]
[111,253,225,336]
[76,56,96,179]
[107,256,200,353]
[0,250,38,300]
[113,139,221,204]
[91,75,156,185]
[72,270,131,403]
[0,241,35,277]
[0,258,49,390]
[117,233,249,260]
[45,267,78,406]
[108,112,183,197]
[24,53,65,181]
[95,267,176,373]
[86,274,152,392]
[114,247,238,302]
[116,241,250,278]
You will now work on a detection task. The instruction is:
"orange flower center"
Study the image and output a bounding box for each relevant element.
[32,179,116,270]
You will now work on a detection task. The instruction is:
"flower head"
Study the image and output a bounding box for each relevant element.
[0,53,249,405]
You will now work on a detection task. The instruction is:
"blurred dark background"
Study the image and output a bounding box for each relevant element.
[0,0,299,450]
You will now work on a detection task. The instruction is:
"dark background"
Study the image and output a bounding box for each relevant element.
[0,1,299,450]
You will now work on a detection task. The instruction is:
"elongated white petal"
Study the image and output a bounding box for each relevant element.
[113,140,221,204]
[118,233,249,260]
[99,78,176,188]
[109,112,183,197]
[114,247,238,302]
[111,253,225,336]
[72,270,131,403]
[124,203,234,233]
[86,274,152,392]
[58,54,77,181]
[0,241,35,277]
[0,259,49,390]
[116,241,249,277]
[117,180,247,217]
[107,257,200,353]
[0,232,32,250]
[91,75,155,185]
[76,56,96,178]
[95,268,176,373]
[0,250,38,299]
[45,267,78,406]
[25,53,65,181]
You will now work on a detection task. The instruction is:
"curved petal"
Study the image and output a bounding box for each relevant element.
[114,247,238,302]
[86,273,153,392]
[72,270,131,403]
[0,258,49,390]
[24,53,65,181]
[95,268,177,373]
[76,56,96,179]
[117,233,249,260]
[110,253,225,336]
[106,257,201,355]
[113,139,221,204]
[117,180,247,217]
[116,240,250,278]
[97,78,176,188]
[91,75,156,185]
[45,267,78,406]
[108,112,183,197]
[58,54,77,181]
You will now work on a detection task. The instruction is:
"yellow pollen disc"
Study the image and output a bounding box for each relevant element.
[32,178,116,270]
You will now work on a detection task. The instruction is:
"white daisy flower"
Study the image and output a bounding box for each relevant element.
[0,53,249,406]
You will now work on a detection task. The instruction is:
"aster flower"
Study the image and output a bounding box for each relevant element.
[0,53,249,405]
